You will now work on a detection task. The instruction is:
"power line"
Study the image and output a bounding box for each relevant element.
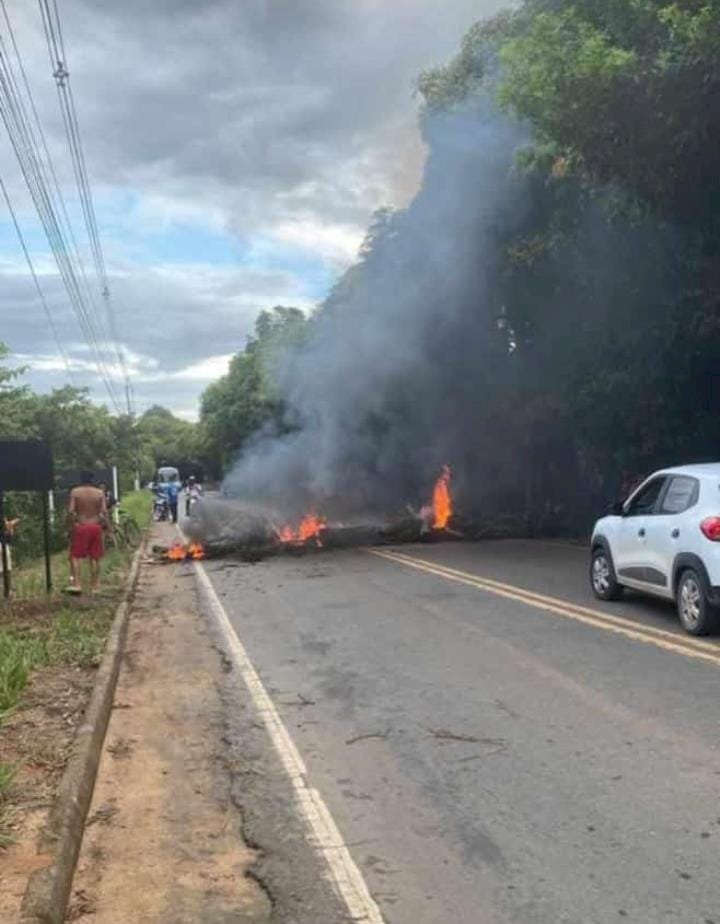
[0,12,119,406]
[0,2,123,410]
[0,171,77,385]
[38,0,125,402]
[0,64,122,410]
[38,0,133,414]
[1,0,117,372]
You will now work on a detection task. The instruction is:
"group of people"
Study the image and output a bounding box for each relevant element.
[153,474,203,524]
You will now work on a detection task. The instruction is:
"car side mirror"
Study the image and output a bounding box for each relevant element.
[609,500,625,516]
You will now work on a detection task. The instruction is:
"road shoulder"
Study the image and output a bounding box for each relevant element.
[68,526,271,922]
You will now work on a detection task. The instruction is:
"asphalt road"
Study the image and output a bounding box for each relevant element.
[201,539,720,924]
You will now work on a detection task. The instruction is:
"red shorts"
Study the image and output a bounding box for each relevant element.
[70,522,104,560]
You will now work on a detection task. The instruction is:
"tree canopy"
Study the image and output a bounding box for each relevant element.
[0,344,200,486]
[198,307,308,473]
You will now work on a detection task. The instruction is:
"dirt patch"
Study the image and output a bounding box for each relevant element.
[69,523,271,922]
[0,663,95,919]
[0,596,66,625]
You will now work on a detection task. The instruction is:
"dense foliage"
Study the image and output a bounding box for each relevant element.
[419,0,720,525]
[0,346,200,485]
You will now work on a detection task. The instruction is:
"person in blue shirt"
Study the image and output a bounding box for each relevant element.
[160,474,181,524]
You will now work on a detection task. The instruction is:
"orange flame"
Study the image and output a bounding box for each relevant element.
[278,525,295,543]
[165,541,206,561]
[432,465,452,529]
[277,512,327,546]
[187,542,205,560]
[166,541,187,561]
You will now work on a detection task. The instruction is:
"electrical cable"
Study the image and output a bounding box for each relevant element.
[0,171,77,385]
[38,0,133,413]
[0,3,123,410]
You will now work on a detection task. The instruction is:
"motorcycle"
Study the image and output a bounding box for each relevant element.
[153,492,170,522]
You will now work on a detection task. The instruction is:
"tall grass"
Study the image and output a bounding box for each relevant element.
[0,633,45,713]
[118,489,153,529]
[0,603,115,719]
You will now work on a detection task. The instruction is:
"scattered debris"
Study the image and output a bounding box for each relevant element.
[345,731,388,746]
[66,887,96,920]
[86,803,118,827]
[277,693,316,707]
[106,737,134,759]
[429,728,480,744]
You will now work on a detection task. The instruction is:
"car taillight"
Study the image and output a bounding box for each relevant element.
[700,517,720,541]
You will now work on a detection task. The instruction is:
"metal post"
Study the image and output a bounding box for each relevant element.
[0,490,10,599]
[42,490,52,594]
[48,489,56,526]
[112,465,120,525]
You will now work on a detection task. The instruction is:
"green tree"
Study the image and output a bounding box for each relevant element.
[199,306,308,473]
[136,405,199,480]
[498,2,720,226]
[402,2,720,525]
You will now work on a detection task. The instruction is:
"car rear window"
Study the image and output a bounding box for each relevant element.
[660,476,698,514]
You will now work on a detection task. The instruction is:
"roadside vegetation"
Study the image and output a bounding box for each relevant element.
[0,347,204,564]
[0,489,151,845]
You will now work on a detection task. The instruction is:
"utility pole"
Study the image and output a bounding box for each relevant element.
[132,414,141,491]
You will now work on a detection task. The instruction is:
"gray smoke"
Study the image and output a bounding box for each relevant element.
[223,104,529,519]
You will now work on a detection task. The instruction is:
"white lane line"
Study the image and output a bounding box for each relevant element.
[194,561,386,924]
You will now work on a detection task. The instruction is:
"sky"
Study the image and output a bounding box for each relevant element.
[0,0,504,419]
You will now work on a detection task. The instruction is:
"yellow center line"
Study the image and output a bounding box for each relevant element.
[375,549,720,653]
[368,548,720,668]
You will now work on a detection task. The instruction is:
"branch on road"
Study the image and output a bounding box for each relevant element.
[429,728,481,743]
[345,731,388,746]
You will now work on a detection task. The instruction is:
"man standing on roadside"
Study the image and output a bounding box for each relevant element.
[161,473,181,524]
[66,471,108,595]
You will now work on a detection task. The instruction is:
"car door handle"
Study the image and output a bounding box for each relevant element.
[638,528,646,537]
[671,528,680,539]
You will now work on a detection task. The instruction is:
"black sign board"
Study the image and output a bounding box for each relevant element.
[0,441,54,597]
[0,440,54,491]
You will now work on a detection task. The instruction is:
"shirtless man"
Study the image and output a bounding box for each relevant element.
[67,472,108,594]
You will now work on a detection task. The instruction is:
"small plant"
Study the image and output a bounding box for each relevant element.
[0,633,48,715]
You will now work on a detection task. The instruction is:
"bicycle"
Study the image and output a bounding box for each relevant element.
[110,507,142,550]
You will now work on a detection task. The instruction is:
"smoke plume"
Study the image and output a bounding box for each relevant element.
[223,103,530,519]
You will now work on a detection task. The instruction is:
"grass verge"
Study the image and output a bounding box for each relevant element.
[0,490,149,845]
[118,488,153,527]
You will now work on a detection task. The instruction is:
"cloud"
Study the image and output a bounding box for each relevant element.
[1,0,506,415]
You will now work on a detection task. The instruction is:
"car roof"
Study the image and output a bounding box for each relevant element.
[656,463,720,478]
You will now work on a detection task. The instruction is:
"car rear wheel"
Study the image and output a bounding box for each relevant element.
[676,569,719,636]
[590,547,623,601]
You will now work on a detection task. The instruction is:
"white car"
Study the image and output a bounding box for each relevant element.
[590,464,720,635]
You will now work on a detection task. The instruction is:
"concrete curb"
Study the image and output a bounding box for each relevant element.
[20,543,145,924]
